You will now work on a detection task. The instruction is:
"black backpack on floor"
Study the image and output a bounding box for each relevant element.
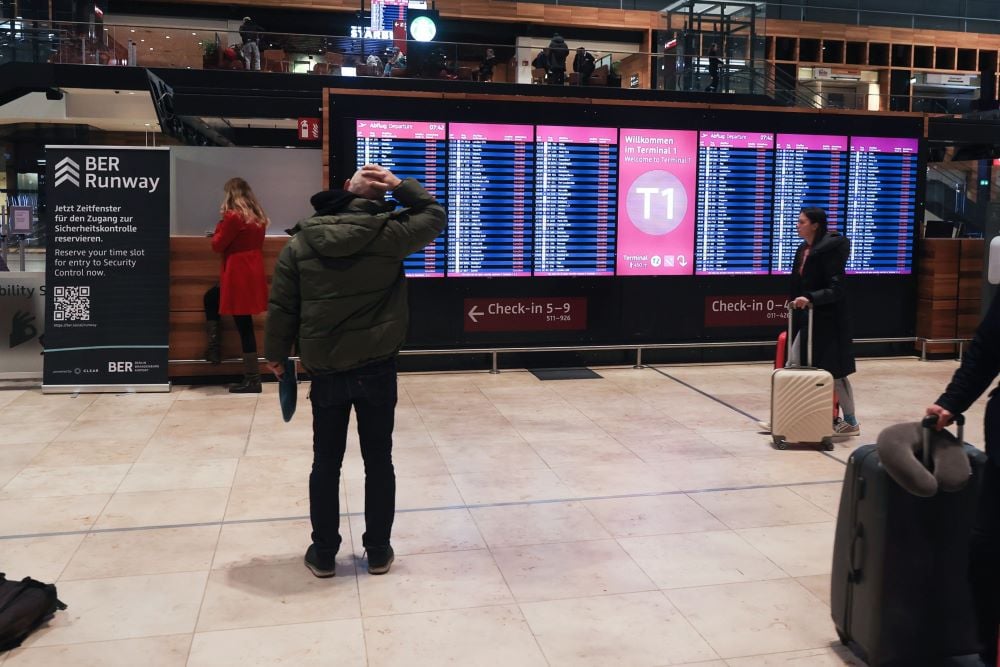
[0,573,67,651]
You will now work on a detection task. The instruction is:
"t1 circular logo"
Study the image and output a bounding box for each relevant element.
[625,170,688,236]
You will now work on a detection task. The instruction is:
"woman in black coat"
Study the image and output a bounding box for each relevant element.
[789,207,859,434]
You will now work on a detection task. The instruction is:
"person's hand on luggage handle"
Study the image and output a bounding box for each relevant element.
[924,404,954,431]
[792,296,811,309]
[266,360,284,379]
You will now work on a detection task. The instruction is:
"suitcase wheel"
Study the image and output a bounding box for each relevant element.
[821,437,834,451]
[772,435,788,450]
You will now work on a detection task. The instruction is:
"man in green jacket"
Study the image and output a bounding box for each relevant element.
[264,164,445,578]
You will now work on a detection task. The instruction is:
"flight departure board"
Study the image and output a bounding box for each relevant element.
[772,134,848,274]
[447,123,535,277]
[696,131,774,275]
[356,119,447,277]
[534,126,617,276]
[846,137,918,274]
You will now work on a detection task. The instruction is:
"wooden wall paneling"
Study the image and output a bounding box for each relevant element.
[958,239,984,300]
[916,239,959,300]
[916,298,958,355]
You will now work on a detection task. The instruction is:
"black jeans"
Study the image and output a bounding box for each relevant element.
[308,357,398,556]
[973,396,1000,663]
[203,284,257,353]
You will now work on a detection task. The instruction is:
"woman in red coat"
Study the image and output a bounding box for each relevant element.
[203,177,269,393]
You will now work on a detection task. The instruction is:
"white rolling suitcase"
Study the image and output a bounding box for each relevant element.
[770,305,835,451]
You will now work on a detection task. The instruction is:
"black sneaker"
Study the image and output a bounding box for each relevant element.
[304,544,336,578]
[366,545,394,575]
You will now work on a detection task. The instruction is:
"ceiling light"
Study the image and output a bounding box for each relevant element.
[130,29,135,33]
[165,35,171,39]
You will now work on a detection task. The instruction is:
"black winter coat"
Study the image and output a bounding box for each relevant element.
[547,36,569,71]
[789,231,856,379]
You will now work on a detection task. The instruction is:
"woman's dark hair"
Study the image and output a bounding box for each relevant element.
[800,207,828,237]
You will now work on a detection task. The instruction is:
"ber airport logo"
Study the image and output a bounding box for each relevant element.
[54,157,80,188]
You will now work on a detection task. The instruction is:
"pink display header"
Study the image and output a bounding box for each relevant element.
[699,131,774,149]
[776,134,848,151]
[449,123,533,142]
[535,126,617,145]
[356,119,446,140]
[850,136,919,154]
[616,129,698,276]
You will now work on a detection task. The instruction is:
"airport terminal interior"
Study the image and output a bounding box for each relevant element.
[2,0,1000,664]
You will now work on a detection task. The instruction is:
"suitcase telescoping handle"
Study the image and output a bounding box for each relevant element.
[919,413,965,469]
[786,303,813,368]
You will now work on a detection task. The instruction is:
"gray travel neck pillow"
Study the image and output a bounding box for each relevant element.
[875,422,971,497]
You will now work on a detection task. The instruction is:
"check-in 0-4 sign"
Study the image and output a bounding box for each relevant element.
[704,295,789,327]
[464,297,587,332]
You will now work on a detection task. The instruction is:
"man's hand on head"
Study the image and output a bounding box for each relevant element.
[360,165,402,190]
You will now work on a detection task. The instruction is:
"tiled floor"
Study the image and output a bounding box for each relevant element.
[0,357,980,666]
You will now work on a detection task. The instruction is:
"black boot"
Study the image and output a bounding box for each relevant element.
[204,320,221,365]
[230,353,262,393]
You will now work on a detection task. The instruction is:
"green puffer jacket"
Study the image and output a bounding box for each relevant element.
[264,179,445,373]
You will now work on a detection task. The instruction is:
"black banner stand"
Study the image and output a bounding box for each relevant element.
[42,146,171,393]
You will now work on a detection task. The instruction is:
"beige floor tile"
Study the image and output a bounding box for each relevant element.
[138,434,249,462]
[736,523,836,578]
[364,605,547,667]
[345,473,464,512]
[197,560,360,632]
[511,416,610,444]
[24,571,208,647]
[357,549,513,616]
[187,619,366,667]
[95,488,230,529]
[620,433,732,463]
[213,519,322,570]
[0,494,109,536]
[5,391,97,409]
[437,442,548,474]
[1,534,86,581]
[690,487,834,529]
[79,394,174,421]
[2,635,191,667]
[233,455,312,486]
[585,494,727,537]
[531,435,643,467]
[796,574,832,607]
[666,579,838,659]
[521,591,718,667]
[659,457,774,491]
[426,426,528,448]
[118,459,238,492]
[725,646,863,665]
[551,462,679,497]
[54,417,162,444]
[3,442,56,467]
[0,388,26,408]
[491,539,656,602]
[4,401,92,425]
[223,481,316,522]
[617,530,785,589]
[0,421,73,445]
[350,507,485,555]
[29,440,146,467]
[243,428,314,457]
[452,469,573,505]
[61,526,220,580]
[787,482,843,515]
[0,466,17,488]
[470,501,610,548]
[0,463,130,499]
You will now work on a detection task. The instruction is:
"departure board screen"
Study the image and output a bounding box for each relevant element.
[696,131,774,275]
[356,119,447,277]
[846,137,918,274]
[534,126,617,276]
[616,129,698,275]
[771,134,848,274]
[447,123,534,277]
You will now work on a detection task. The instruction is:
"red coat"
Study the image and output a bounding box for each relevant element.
[211,210,268,315]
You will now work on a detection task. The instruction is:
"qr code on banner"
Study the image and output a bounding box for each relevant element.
[53,286,91,321]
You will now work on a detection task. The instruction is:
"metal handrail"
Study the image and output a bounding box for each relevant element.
[170,335,965,374]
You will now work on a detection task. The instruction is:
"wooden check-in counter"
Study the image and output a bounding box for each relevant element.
[170,236,287,378]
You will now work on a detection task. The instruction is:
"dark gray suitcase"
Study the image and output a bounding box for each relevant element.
[831,416,986,666]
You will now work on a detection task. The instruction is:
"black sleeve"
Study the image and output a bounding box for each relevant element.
[807,246,847,306]
[936,294,1000,414]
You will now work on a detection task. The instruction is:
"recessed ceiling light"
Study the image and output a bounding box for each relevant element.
[165,35,170,39]
[149,47,153,50]
[140,39,144,42]
[130,29,135,32]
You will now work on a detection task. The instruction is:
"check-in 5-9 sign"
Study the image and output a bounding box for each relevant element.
[464,297,587,332]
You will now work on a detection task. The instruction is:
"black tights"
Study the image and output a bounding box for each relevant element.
[203,284,257,354]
